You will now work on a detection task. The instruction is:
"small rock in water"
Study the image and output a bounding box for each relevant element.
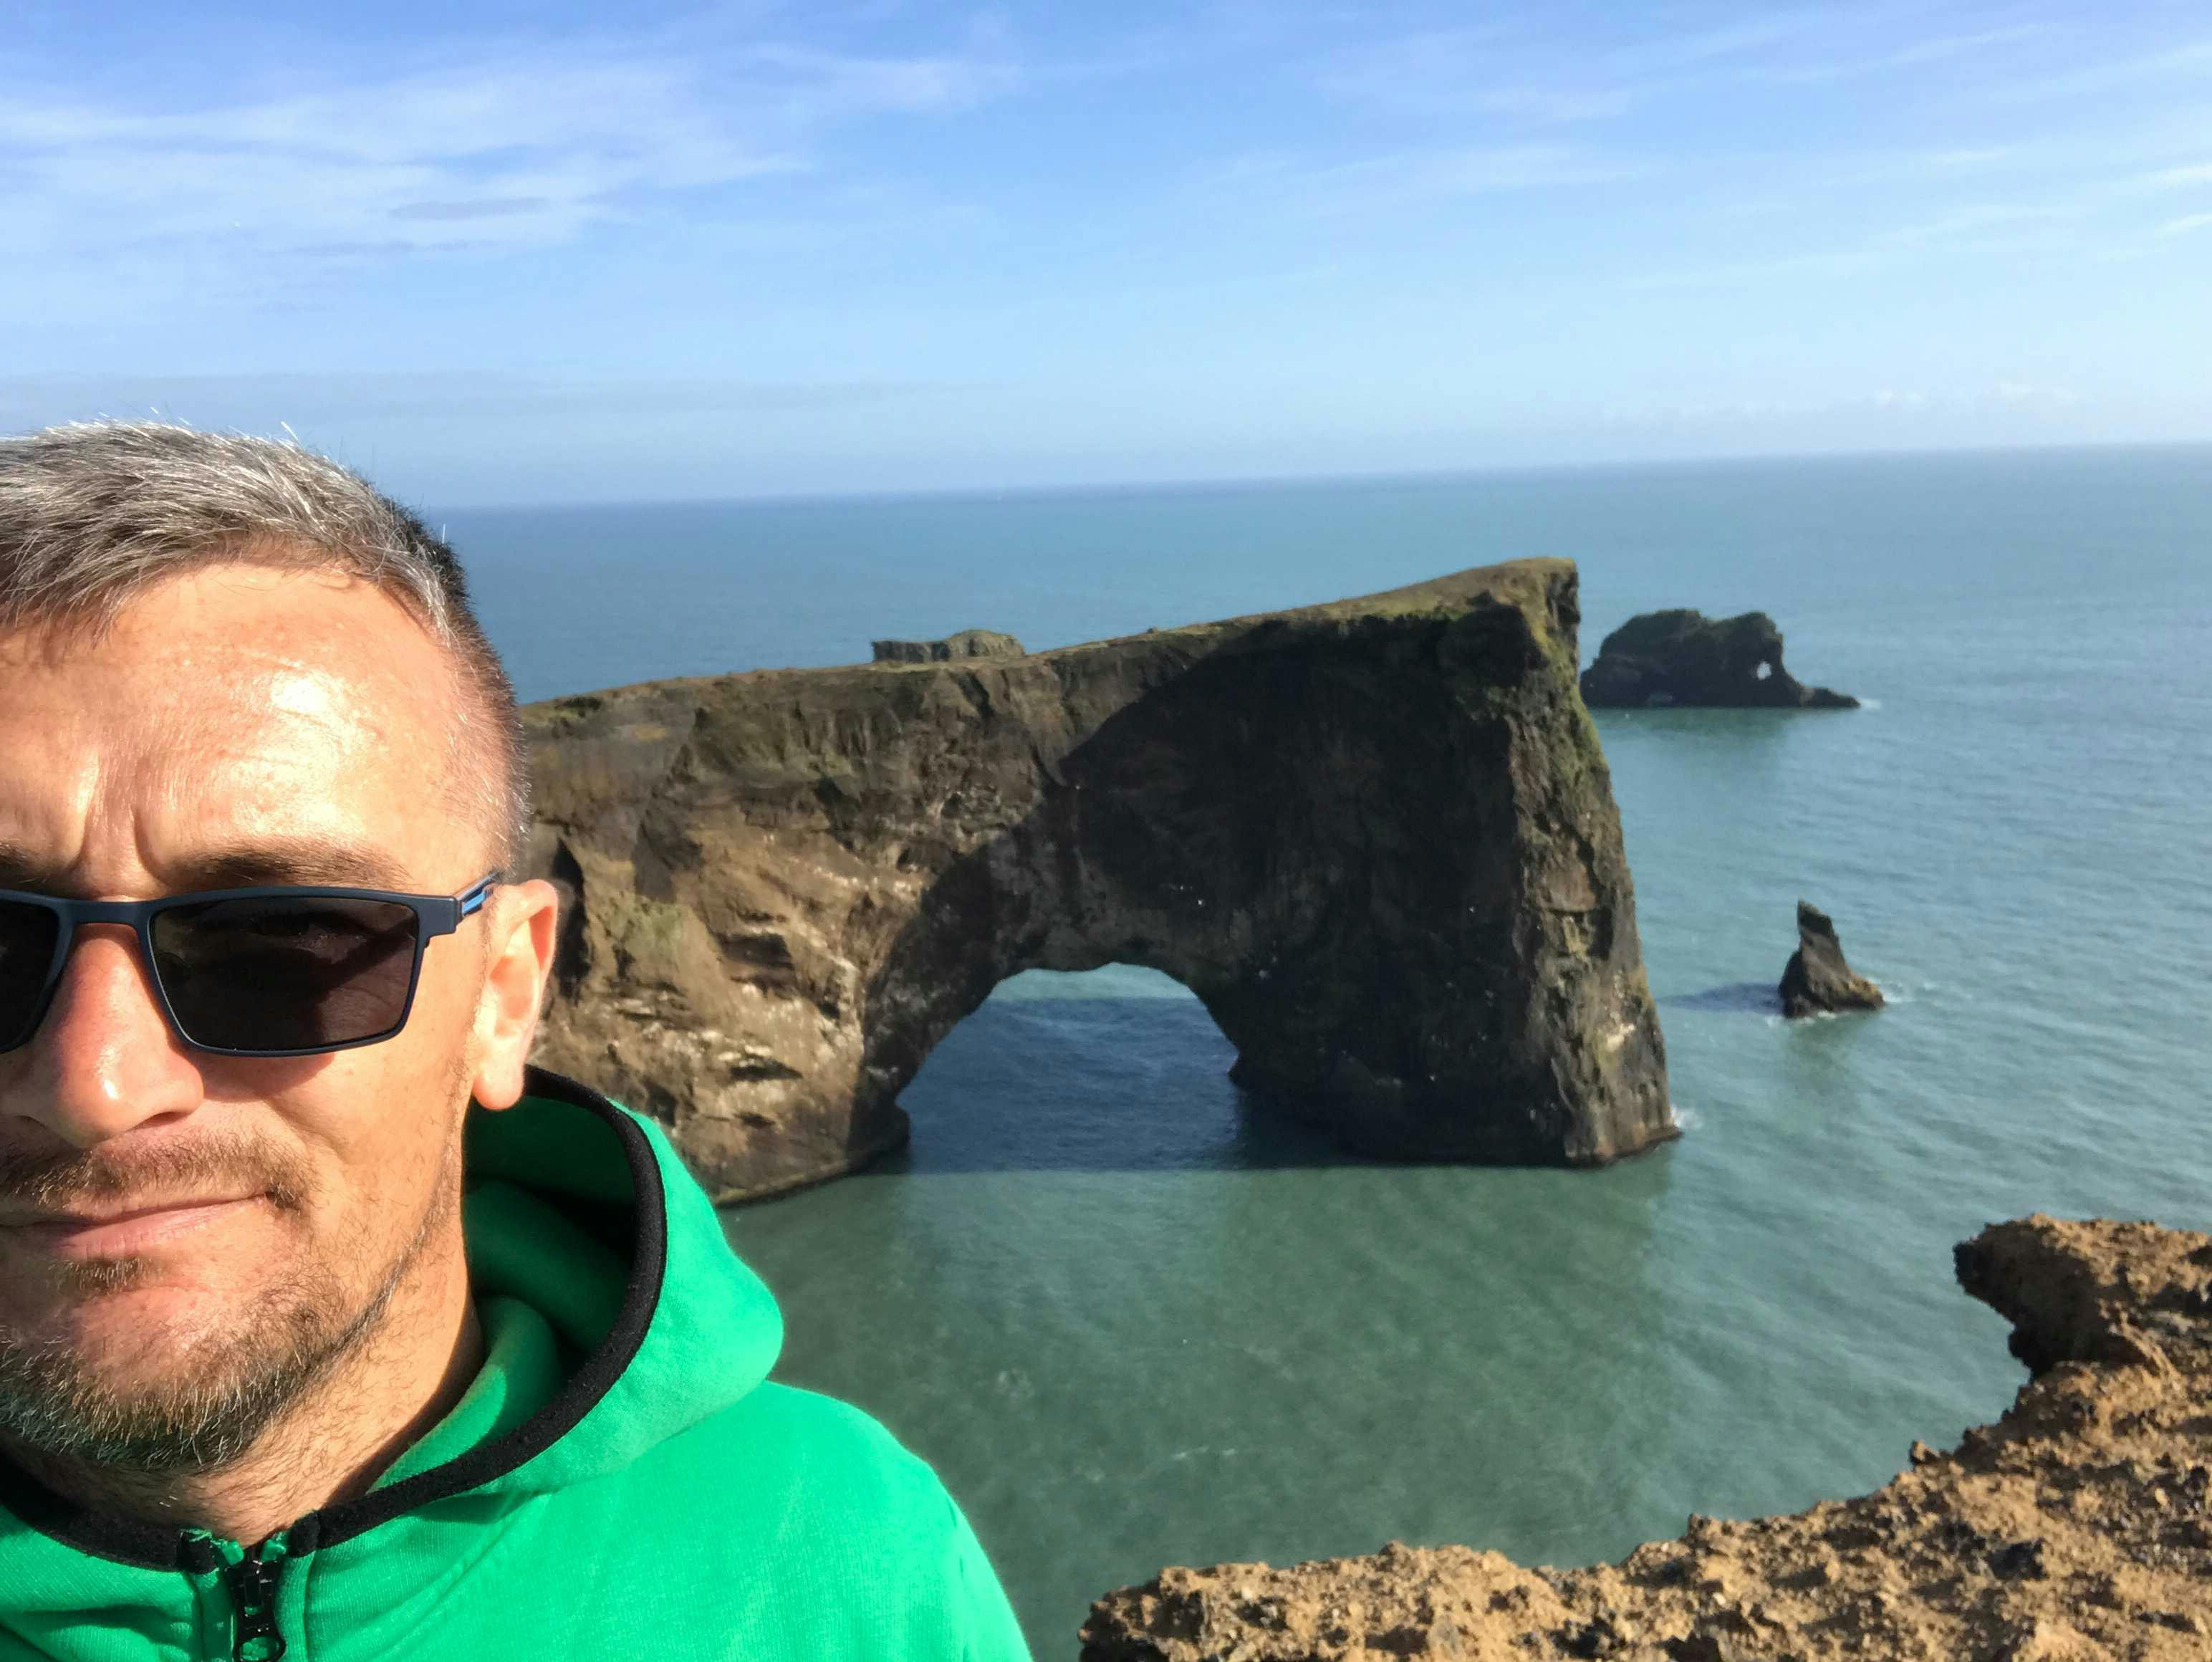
[1779,900,1885,1018]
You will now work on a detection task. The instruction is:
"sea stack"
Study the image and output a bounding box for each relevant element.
[1779,900,1885,1017]
[1579,609,1857,708]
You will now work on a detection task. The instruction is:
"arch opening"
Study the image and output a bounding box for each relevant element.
[891,965,1352,1176]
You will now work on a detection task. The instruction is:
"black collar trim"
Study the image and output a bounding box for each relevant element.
[0,1065,669,1570]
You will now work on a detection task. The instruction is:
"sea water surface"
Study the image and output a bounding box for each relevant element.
[446,446,2212,1656]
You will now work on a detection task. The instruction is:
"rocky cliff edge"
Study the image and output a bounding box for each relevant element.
[1080,1214,2212,1661]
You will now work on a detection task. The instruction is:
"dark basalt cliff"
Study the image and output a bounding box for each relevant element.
[1081,1214,2212,1661]
[519,559,1673,1203]
[1580,610,1858,708]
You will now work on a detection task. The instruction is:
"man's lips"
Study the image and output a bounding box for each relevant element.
[0,1195,267,1257]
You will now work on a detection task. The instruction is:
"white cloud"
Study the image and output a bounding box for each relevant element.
[1618,246,1890,292]
[2158,212,2212,237]
[1623,196,2088,294]
[1615,13,1822,75]
[1982,34,2212,102]
[1317,145,1644,201]
[1988,379,2078,408]
[2141,162,2212,188]
[1892,24,2054,67]
[1317,11,2064,129]
[1314,27,1630,125]
[0,37,1018,272]
[1202,143,1648,221]
[1597,380,2086,433]
[1921,147,2021,171]
[0,371,936,430]
[1871,201,2078,251]
[737,43,1019,118]
[1757,23,2055,85]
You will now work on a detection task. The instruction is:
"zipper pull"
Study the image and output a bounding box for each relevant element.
[223,1543,289,1662]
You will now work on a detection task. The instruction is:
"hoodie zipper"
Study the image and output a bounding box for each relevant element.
[224,1549,287,1662]
[221,1539,289,1661]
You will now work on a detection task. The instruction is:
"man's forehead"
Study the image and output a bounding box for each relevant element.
[0,564,468,895]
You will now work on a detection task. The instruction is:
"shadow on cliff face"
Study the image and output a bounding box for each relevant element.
[850,974,1379,1176]
[860,602,1672,1177]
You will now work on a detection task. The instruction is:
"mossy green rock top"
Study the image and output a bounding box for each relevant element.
[521,559,1675,1201]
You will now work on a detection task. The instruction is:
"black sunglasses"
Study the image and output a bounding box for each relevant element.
[0,875,499,1058]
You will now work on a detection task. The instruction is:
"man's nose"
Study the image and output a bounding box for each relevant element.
[9,923,202,1146]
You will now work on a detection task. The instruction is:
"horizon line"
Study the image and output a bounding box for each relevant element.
[419,434,2212,517]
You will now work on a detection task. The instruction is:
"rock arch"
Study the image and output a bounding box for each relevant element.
[1579,609,1858,708]
[522,561,1674,1203]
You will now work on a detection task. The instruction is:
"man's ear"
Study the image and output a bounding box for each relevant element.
[468,878,562,1112]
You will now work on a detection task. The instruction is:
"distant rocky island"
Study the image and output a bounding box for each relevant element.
[1581,610,1859,708]
[519,559,1673,1202]
[1081,1214,2212,1660]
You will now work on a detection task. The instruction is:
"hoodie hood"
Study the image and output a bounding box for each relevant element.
[0,1062,785,1569]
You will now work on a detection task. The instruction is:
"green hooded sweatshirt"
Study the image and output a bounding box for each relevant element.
[0,1065,1034,1661]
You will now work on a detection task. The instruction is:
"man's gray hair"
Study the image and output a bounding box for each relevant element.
[0,421,530,877]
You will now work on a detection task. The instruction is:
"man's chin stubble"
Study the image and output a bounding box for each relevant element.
[0,1166,452,1476]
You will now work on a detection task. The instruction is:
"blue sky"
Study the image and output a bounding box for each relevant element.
[4,1,2209,504]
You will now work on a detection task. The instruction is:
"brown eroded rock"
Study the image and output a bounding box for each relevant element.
[1079,1214,2212,1661]
[518,559,1673,1201]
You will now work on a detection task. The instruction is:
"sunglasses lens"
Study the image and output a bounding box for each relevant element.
[152,896,422,1052]
[0,899,62,1052]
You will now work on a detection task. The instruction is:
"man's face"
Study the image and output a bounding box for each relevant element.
[0,562,507,1468]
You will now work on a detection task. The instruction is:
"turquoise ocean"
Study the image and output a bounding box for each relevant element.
[444,446,2212,1656]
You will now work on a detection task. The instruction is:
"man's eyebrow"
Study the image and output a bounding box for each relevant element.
[0,835,414,895]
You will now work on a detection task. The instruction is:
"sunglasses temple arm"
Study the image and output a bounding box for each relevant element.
[448,877,500,932]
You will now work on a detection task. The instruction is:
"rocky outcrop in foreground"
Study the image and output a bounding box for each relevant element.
[521,559,1672,1201]
[1781,900,1885,1019]
[1580,610,1857,709]
[1080,1214,2212,1661]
